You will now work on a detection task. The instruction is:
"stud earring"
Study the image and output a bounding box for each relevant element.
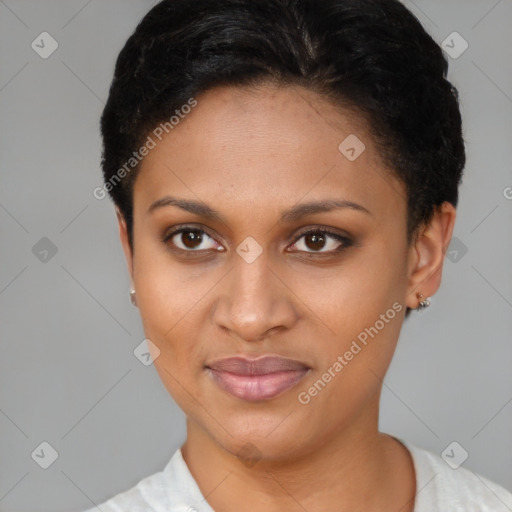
[417,293,430,311]
[130,289,137,307]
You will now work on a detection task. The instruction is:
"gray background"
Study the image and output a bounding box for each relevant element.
[0,0,511,510]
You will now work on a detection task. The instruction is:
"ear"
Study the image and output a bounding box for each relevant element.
[116,207,134,285]
[405,201,457,310]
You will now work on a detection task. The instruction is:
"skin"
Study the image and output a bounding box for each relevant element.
[116,83,456,511]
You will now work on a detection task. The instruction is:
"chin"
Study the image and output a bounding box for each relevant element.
[206,410,317,465]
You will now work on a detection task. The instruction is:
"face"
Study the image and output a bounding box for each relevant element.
[118,83,446,462]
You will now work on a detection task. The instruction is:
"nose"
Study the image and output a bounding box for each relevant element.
[212,250,299,343]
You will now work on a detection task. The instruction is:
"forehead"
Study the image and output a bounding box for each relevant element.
[133,83,406,222]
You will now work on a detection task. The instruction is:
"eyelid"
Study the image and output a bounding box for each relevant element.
[291,225,352,242]
[163,223,215,239]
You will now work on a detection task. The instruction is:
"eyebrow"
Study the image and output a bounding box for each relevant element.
[147,195,372,222]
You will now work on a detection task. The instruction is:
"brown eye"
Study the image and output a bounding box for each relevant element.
[180,230,204,249]
[165,228,220,252]
[304,232,327,251]
[290,229,351,254]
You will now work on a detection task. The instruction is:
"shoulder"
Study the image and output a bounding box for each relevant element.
[82,466,168,512]
[399,439,512,512]
[82,448,211,512]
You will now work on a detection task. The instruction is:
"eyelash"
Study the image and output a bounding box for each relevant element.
[161,224,353,256]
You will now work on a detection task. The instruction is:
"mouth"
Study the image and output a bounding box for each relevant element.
[205,355,311,402]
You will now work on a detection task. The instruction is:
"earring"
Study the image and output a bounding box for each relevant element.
[130,289,137,307]
[417,293,430,312]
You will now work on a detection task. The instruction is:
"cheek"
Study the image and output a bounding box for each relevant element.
[132,243,207,369]
[300,238,407,384]
[133,233,194,324]
[304,238,407,327]
[138,286,208,413]
[296,297,405,431]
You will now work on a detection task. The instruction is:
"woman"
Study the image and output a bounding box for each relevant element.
[86,0,512,510]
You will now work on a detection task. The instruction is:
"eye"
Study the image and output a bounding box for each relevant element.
[288,228,352,254]
[162,225,352,255]
[163,226,224,252]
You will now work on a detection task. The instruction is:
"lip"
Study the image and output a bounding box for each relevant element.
[205,355,311,401]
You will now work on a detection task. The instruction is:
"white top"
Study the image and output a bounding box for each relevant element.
[85,438,512,511]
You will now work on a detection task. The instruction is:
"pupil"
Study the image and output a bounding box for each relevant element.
[306,233,325,251]
[183,230,202,249]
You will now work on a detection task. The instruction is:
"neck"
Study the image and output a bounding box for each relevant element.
[181,393,416,512]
